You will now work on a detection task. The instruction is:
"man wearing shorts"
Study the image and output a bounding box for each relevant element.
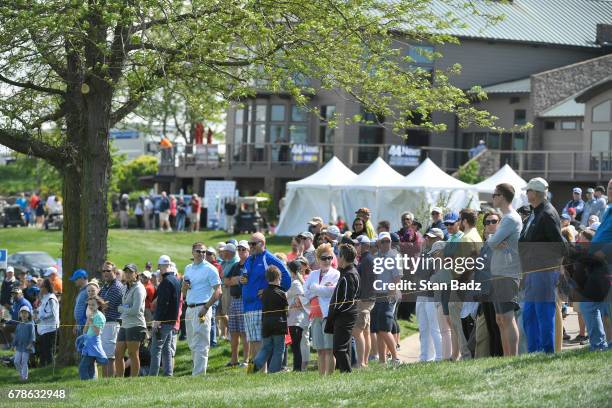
[99,261,125,377]
[225,241,250,366]
[488,183,524,356]
[352,235,376,368]
[182,242,222,375]
[241,233,291,361]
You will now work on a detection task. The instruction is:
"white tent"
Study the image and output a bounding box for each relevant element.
[339,157,406,225]
[378,158,480,230]
[474,164,528,207]
[275,157,357,236]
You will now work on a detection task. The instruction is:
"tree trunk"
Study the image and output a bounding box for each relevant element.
[56,85,112,365]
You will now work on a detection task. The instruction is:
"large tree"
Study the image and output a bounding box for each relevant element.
[0,0,497,363]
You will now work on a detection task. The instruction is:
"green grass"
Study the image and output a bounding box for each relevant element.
[0,228,292,273]
[0,345,610,407]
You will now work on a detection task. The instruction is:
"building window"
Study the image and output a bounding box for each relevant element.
[270,125,288,162]
[235,109,244,125]
[358,126,384,163]
[592,100,611,123]
[487,133,500,149]
[291,105,308,122]
[591,130,611,156]
[289,125,308,144]
[407,45,434,65]
[560,120,577,130]
[321,105,336,121]
[510,97,520,104]
[514,109,527,126]
[271,105,285,122]
[544,121,555,130]
[255,104,267,122]
[320,126,335,162]
[513,133,526,150]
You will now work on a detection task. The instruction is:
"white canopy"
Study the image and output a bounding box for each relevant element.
[474,164,528,207]
[275,157,357,236]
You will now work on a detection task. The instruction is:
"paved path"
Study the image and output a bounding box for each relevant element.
[397,306,585,363]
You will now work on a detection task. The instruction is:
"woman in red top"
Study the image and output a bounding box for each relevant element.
[140,271,157,325]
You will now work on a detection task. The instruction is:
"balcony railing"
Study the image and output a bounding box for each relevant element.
[158,142,612,181]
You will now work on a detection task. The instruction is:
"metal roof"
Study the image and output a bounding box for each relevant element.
[539,96,585,117]
[430,0,612,48]
[482,77,531,93]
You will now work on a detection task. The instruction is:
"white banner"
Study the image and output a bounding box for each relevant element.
[204,180,237,230]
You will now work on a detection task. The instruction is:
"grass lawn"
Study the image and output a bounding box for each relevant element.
[0,227,292,273]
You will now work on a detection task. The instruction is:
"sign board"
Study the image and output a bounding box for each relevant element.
[204,180,237,230]
[109,129,139,139]
[0,249,7,270]
[195,144,219,164]
[291,144,319,164]
[388,145,421,167]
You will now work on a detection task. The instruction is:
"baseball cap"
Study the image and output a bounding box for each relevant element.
[412,220,423,231]
[308,217,323,225]
[298,231,314,240]
[572,187,582,194]
[69,269,88,281]
[428,240,447,256]
[123,263,138,273]
[206,247,217,255]
[141,271,152,279]
[224,243,237,253]
[327,225,341,237]
[443,212,459,224]
[19,306,31,315]
[226,239,238,246]
[237,240,249,249]
[586,188,595,194]
[44,266,58,277]
[431,207,442,214]
[11,288,22,295]
[288,260,302,274]
[378,231,391,241]
[158,255,171,266]
[356,235,371,245]
[6,266,14,273]
[524,177,548,193]
[355,207,371,215]
[561,214,571,221]
[425,228,444,239]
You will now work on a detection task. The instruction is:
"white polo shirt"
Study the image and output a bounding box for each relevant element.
[184,261,221,305]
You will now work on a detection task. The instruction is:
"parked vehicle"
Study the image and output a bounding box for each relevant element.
[234,196,268,234]
[2,204,25,228]
[4,251,58,278]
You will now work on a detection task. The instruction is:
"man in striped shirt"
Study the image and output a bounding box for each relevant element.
[99,261,125,377]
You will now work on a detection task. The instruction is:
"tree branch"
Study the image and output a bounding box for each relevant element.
[133,8,222,32]
[0,73,65,96]
[28,106,67,130]
[0,128,65,168]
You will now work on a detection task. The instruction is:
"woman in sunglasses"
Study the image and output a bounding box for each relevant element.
[351,217,367,240]
[303,243,340,375]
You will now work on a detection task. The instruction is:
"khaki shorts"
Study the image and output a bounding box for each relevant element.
[354,300,374,331]
[189,212,200,223]
[159,211,170,223]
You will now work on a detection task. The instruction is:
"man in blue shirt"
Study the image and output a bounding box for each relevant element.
[70,269,89,335]
[182,242,222,375]
[99,261,125,377]
[241,232,290,360]
[426,207,449,241]
[562,187,585,221]
[592,185,608,221]
[591,179,612,262]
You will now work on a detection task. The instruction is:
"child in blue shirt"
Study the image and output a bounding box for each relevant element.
[77,295,108,380]
[12,306,35,381]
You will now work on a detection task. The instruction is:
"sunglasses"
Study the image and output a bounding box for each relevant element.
[237,247,248,251]
[320,255,333,261]
[492,193,501,197]
[194,249,206,254]
[484,219,499,225]
[248,241,260,247]
[102,269,113,273]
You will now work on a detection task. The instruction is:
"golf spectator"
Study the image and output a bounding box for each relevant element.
[144,195,154,230]
[119,193,129,229]
[35,278,59,366]
[1,266,16,310]
[562,187,584,221]
[140,270,156,325]
[298,231,317,268]
[304,243,340,375]
[78,294,108,380]
[71,269,89,335]
[135,196,144,228]
[115,264,147,377]
[44,267,63,295]
[286,260,309,372]
[590,179,612,261]
[23,276,40,307]
[205,247,223,346]
[355,208,376,239]
[169,195,177,229]
[325,244,360,373]
[99,261,124,377]
[353,235,376,368]
[580,188,597,228]
[241,233,291,363]
[487,183,522,356]
[183,242,222,376]
[286,236,301,262]
[149,255,181,376]
[351,217,367,240]
[591,185,608,221]
[397,212,424,258]
[12,306,35,381]
[224,198,237,233]
[520,177,565,354]
[225,241,250,367]
[426,207,449,240]
[190,193,201,232]
[372,232,402,366]
[1,288,32,346]
[176,197,187,231]
[159,191,171,232]
[252,266,288,374]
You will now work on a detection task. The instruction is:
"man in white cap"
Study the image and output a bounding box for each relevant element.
[519,177,564,354]
[298,231,317,268]
[426,207,449,241]
[562,187,584,220]
[580,188,597,228]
